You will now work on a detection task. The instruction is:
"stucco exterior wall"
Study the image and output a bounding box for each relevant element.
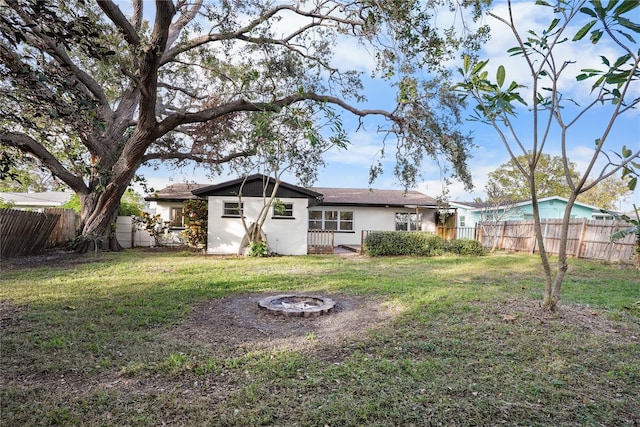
[154,202,184,224]
[309,206,436,246]
[207,196,309,255]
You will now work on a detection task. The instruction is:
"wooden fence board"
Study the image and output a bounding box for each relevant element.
[477,219,636,263]
[0,208,60,259]
[44,208,77,247]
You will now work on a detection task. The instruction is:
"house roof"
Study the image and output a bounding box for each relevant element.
[147,176,438,208]
[452,196,609,212]
[144,183,209,202]
[0,191,73,207]
[449,200,487,209]
[192,174,323,203]
[310,187,438,208]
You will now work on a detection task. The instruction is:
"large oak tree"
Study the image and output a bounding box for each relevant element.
[0,0,488,251]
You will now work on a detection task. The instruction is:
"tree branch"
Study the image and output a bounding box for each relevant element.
[166,0,203,49]
[0,132,87,192]
[142,149,253,164]
[97,0,141,46]
[160,2,363,65]
[156,93,394,137]
[5,1,112,116]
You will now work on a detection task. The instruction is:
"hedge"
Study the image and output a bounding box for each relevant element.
[364,231,483,257]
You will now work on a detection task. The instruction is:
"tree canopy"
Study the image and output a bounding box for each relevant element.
[487,154,632,210]
[0,0,489,251]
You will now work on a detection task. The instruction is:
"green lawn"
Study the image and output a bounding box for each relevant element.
[1,249,638,426]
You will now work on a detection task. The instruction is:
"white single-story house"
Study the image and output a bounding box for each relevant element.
[0,191,74,210]
[146,174,441,255]
[449,196,613,228]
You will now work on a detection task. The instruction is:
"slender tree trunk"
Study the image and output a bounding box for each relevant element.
[545,194,577,309]
[529,175,555,311]
[237,177,281,255]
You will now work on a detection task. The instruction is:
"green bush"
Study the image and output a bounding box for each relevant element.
[364,232,483,257]
[364,232,444,256]
[182,199,208,248]
[444,238,484,256]
[248,241,269,257]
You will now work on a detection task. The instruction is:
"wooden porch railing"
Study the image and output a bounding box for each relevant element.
[307,229,334,254]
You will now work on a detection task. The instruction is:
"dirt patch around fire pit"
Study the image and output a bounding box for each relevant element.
[162,293,402,360]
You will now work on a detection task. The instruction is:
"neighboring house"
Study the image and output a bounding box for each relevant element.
[145,183,209,228]
[450,196,613,228]
[0,191,74,210]
[147,174,440,255]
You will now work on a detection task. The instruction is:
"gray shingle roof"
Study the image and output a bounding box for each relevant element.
[144,183,209,201]
[311,187,438,207]
[147,180,438,207]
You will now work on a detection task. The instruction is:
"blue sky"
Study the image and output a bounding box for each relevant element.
[135,1,639,212]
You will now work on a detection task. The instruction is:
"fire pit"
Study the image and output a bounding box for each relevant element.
[258,294,335,317]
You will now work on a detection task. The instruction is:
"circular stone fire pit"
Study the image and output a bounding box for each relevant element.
[258,294,336,317]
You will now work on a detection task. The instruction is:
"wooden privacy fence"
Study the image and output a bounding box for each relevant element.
[0,208,61,259]
[478,219,637,263]
[308,229,334,254]
[44,208,77,247]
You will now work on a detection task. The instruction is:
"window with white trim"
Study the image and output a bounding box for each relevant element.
[170,207,185,227]
[273,202,294,218]
[395,212,422,231]
[223,202,243,217]
[309,210,354,231]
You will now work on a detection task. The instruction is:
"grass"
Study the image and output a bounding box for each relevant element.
[1,249,638,426]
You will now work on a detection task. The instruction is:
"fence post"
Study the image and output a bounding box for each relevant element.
[575,218,588,258]
[498,221,506,250]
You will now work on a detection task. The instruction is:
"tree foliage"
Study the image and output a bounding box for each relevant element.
[488,154,631,209]
[487,154,580,201]
[182,199,207,248]
[0,0,489,252]
[0,154,63,192]
[233,106,349,254]
[455,0,640,310]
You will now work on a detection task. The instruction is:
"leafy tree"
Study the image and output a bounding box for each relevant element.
[182,199,207,248]
[487,154,580,200]
[0,197,14,208]
[0,0,488,252]
[580,175,633,210]
[488,154,631,209]
[118,189,146,216]
[233,106,347,255]
[455,0,639,311]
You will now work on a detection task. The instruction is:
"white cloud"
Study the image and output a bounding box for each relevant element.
[325,130,388,166]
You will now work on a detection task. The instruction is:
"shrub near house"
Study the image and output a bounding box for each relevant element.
[365,231,483,257]
[182,199,208,248]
